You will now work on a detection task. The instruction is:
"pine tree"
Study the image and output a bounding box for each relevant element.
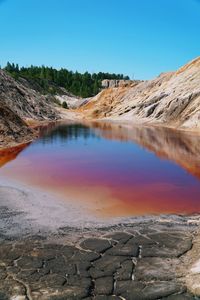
[3,63,130,97]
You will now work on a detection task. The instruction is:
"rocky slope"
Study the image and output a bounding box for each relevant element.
[80,57,200,130]
[0,70,59,121]
[101,79,140,88]
[0,70,60,148]
[1,56,200,149]
[55,94,89,109]
[0,103,35,148]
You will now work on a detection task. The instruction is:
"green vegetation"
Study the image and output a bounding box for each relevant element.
[62,101,68,109]
[4,62,129,98]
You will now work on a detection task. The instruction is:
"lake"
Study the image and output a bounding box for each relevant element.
[1,121,200,217]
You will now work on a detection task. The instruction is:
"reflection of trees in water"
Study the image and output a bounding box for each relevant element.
[40,124,97,144]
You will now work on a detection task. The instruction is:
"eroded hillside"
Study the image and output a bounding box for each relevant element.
[80,57,200,129]
[0,104,35,148]
[0,70,60,148]
[0,70,59,121]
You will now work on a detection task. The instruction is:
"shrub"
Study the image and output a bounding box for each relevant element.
[62,101,68,109]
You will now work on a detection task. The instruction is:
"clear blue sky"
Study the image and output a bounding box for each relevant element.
[0,0,199,79]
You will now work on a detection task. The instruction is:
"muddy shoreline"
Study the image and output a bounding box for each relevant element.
[2,176,199,239]
[0,177,200,299]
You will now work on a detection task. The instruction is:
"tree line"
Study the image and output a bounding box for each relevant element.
[3,62,130,98]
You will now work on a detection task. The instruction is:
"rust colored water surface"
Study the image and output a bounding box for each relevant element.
[1,122,200,217]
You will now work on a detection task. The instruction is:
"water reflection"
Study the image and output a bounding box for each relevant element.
[88,122,200,180]
[1,121,200,182]
[1,121,200,216]
[39,123,97,144]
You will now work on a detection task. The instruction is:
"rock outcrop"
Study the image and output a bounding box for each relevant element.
[55,94,90,109]
[0,70,61,148]
[81,57,200,130]
[0,103,35,148]
[0,70,59,121]
[101,79,140,89]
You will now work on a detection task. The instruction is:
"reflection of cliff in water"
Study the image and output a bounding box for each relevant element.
[89,121,200,180]
[0,143,29,168]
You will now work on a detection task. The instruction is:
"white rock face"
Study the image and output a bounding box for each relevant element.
[83,57,200,129]
[101,79,139,88]
[55,94,90,109]
[190,260,200,274]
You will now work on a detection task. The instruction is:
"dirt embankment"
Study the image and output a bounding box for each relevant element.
[0,70,62,149]
[80,57,200,130]
[0,103,36,148]
[0,70,59,121]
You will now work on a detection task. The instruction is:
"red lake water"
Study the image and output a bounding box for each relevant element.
[1,121,200,217]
